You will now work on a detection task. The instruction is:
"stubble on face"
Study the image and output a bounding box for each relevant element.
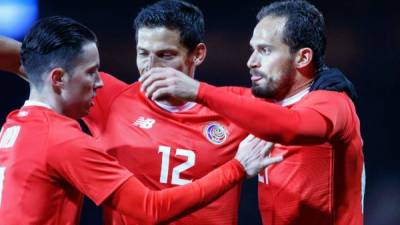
[250,56,296,100]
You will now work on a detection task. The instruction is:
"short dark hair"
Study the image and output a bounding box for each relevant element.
[21,16,97,89]
[257,0,326,70]
[133,0,204,52]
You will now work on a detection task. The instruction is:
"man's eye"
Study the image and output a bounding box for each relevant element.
[260,48,271,55]
[159,52,176,59]
[88,71,98,77]
[138,51,148,56]
[163,54,173,59]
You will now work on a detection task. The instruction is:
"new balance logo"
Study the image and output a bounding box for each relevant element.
[133,117,156,129]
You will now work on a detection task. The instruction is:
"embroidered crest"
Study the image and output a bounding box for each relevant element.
[203,122,228,145]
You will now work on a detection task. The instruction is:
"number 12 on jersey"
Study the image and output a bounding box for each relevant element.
[158,145,195,185]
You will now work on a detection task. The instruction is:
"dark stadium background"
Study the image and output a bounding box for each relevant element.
[0,1,398,224]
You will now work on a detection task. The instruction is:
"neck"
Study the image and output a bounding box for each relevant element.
[28,87,60,114]
[283,78,313,99]
[281,66,316,100]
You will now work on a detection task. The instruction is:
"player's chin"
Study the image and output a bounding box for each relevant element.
[251,85,274,99]
[75,110,90,120]
[251,82,263,91]
[79,102,93,118]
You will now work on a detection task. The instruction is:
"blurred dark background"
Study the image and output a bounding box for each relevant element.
[0,0,398,224]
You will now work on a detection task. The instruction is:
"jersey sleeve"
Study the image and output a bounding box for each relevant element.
[46,137,132,205]
[219,86,253,96]
[83,72,129,136]
[46,135,246,221]
[106,159,245,224]
[197,82,353,145]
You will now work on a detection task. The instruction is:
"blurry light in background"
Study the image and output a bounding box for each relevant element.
[0,0,38,39]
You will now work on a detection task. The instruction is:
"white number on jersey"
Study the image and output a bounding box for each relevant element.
[0,126,20,148]
[0,125,21,206]
[158,146,195,185]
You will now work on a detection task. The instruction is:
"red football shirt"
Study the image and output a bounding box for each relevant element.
[0,102,248,225]
[0,104,132,225]
[84,72,249,225]
[196,83,364,225]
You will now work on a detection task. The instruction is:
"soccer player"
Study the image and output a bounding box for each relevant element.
[139,1,365,225]
[0,16,283,225]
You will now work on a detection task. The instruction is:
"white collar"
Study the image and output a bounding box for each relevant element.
[23,100,53,109]
[154,100,197,112]
[277,87,310,106]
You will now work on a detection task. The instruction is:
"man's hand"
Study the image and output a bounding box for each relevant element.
[139,67,200,101]
[235,134,282,178]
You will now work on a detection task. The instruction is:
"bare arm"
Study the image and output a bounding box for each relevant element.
[0,36,27,80]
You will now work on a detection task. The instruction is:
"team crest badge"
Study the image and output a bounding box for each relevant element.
[203,122,228,145]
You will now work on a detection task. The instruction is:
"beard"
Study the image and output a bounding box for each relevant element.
[250,65,295,100]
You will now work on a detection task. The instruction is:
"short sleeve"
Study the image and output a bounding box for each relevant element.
[83,72,129,136]
[46,137,132,205]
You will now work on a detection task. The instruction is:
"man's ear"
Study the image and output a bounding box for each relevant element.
[49,68,66,90]
[294,47,313,69]
[294,47,315,78]
[191,43,207,66]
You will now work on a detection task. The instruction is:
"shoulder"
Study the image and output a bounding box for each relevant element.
[98,71,129,89]
[46,130,102,168]
[299,90,353,108]
[46,113,89,148]
[115,81,144,100]
[99,71,142,94]
[99,71,122,82]
[297,90,356,116]
[299,90,359,138]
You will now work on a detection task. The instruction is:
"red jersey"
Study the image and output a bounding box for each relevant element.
[0,101,249,225]
[196,83,365,225]
[0,103,132,225]
[83,73,249,225]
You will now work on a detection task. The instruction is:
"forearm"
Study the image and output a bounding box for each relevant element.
[106,159,245,224]
[197,83,331,145]
[0,36,26,80]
